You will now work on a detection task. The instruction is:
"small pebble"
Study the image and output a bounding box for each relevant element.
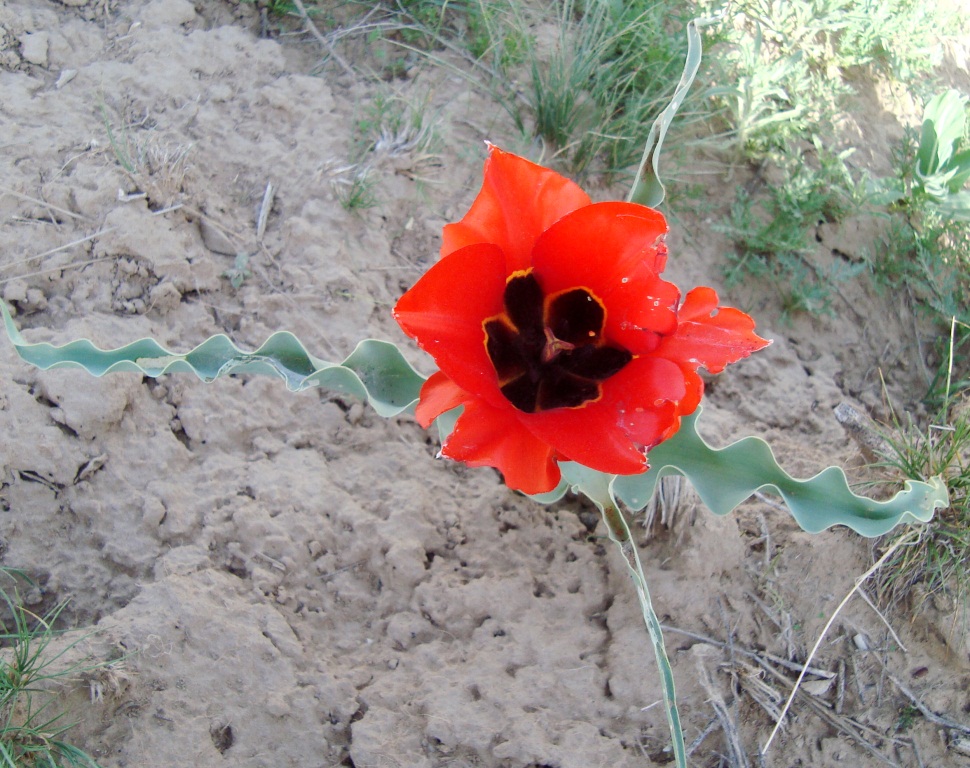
[19,32,49,67]
[55,69,77,88]
[347,402,365,425]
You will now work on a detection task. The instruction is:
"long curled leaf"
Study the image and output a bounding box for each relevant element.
[3,304,946,535]
[536,411,948,538]
[1,303,425,418]
[628,15,718,208]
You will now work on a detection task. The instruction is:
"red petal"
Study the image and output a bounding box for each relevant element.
[677,285,718,320]
[523,356,686,475]
[394,243,507,407]
[443,396,561,494]
[658,287,771,374]
[441,146,591,273]
[530,202,679,354]
[676,366,704,416]
[415,371,468,429]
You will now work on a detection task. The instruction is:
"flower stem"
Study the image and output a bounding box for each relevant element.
[600,503,630,543]
[599,501,686,768]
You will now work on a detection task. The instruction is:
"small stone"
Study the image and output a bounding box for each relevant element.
[802,677,835,697]
[55,69,77,88]
[264,695,291,718]
[307,540,325,558]
[19,32,49,67]
[933,590,955,613]
[347,402,365,425]
[149,282,182,314]
[142,498,167,528]
[198,218,235,255]
[24,288,47,312]
[23,588,43,606]
[2,280,27,304]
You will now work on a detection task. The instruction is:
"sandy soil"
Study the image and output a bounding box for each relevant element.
[0,1,968,766]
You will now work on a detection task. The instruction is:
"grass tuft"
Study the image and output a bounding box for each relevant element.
[338,168,379,211]
[873,331,970,628]
[518,0,695,175]
[718,143,865,318]
[0,571,105,767]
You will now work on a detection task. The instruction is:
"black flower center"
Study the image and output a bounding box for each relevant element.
[483,271,632,413]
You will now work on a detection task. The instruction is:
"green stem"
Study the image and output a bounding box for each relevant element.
[598,501,686,768]
[601,503,630,543]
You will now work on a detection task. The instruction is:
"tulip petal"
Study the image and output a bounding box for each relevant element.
[442,146,591,272]
[531,202,680,354]
[444,396,561,494]
[658,287,771,374]
[397,147,771,493]
[525,356,686,475]
[676,366,705,416]
[415,371,468,429]
[394,242,508,407]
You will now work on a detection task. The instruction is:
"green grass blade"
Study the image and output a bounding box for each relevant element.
[51,741,102,768]
[2,303,425,418]
[0,742,17,768]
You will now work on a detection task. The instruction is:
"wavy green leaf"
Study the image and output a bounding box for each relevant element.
[1,303,425,418]
[4,304,945,535]
[628,16,717,208]
[535,411,948,538]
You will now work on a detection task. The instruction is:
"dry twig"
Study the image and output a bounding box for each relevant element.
[291,0,355,77]
[697,655,751,768]
[762,532,916,754]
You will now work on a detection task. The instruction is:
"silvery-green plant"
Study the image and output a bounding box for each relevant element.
[872,89,970,219]
[915,90,970,216]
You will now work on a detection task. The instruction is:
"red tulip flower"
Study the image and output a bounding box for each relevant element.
[394,146,769,495]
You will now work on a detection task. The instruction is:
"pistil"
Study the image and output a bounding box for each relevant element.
[541,328,576,363]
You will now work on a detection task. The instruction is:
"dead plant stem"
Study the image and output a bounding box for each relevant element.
[659,624,835,679]
[291,0,354,77]
[762,530,918,754]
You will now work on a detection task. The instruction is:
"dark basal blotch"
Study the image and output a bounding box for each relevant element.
[483,272,631,413]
